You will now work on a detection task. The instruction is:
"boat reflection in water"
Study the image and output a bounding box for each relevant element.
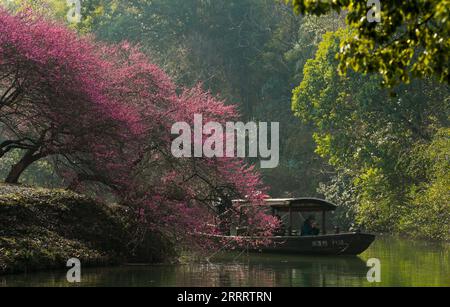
[199,253,370,287]
[0,254,369,287]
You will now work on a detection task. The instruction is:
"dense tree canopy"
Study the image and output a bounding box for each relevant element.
[293,29,450,238]
[287,0,450,86]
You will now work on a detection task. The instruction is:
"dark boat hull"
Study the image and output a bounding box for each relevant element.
[252,233,375,256]
[199,232,375,256]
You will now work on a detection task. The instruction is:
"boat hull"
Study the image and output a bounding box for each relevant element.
[252,233,375,256]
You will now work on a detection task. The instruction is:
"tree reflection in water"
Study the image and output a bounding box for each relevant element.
[1,237,449,287]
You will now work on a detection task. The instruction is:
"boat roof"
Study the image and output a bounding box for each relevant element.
[233,198,337,212]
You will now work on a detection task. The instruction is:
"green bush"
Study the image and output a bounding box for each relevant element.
[0,184,175,274]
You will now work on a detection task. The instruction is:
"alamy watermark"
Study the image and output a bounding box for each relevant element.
[367,0,381,23]
[171,114,280,169]
[66,0,82,23]
[66,258,81,283]
[367,258,381,283]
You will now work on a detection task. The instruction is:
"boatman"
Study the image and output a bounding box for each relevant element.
[301,215,320,236]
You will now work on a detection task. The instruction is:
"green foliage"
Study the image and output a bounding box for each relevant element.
[354,168,405,233]
[400,129,450,240]
[287,0,450,86]
[0,184,175,274]
[294,29,450,239]
[317,172,358,230]
[0,185,122,274]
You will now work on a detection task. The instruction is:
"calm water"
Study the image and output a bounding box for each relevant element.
[1,237,449,287]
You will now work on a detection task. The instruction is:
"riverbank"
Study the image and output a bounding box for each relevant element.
[0,184,174,275]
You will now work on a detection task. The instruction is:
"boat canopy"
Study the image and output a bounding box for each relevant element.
[233,198,337,212]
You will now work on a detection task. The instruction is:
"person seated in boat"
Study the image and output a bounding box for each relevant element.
[301,215,320,236]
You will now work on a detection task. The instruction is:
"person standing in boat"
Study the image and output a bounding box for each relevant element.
[301,215,320,236]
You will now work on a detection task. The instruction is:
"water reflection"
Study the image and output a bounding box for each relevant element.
[0,257,368,287]
[203,254,368,287]
[1,237,449,287]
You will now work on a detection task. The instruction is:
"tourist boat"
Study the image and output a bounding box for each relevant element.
[211,198,376,256]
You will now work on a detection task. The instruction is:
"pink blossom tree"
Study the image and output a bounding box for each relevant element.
[0,9,278,249]
[0,9,140,184]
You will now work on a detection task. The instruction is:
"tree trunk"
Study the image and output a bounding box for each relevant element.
[5,150,42,184]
